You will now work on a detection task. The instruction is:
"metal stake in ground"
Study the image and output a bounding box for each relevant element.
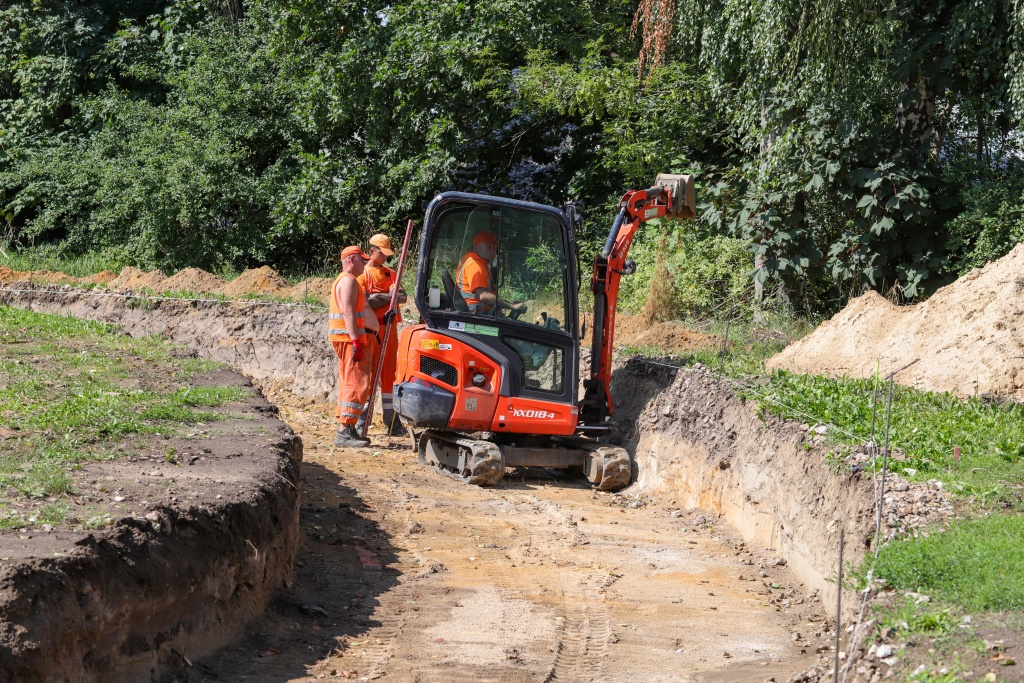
[361,219,414,439]
[833,528,845,683]
[874,375,895,543]
[717,320,730,387]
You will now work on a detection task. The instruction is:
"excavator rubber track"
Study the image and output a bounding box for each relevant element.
[417,430,506,487]
[416,430,631,491]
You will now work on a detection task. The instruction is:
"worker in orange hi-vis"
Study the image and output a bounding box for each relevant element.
[329,245,381,448]
[356,233,409,437]
[457,229,528,316]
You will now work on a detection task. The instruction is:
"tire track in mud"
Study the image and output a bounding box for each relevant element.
[207,386,824,683]
[544,572,610,683]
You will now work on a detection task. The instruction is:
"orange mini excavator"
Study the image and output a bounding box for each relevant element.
[392,174,696,490]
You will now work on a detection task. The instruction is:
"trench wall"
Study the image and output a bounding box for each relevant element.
[2,284,874,609]
[0,285,337,402]
[610,358,877,610]
[0,286,305,682]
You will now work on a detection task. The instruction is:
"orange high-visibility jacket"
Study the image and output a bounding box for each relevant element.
[358,265,403,325]
[456,251,494,313]
[329,272,368,342]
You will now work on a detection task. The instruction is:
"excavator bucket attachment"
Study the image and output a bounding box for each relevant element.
[655,173,696,220]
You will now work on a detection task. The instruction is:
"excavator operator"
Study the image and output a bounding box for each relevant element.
[456,229,528,317]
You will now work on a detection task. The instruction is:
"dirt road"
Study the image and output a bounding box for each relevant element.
[190,389,825,683]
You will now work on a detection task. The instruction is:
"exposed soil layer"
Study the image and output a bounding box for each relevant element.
[0,369,303,683]
[616,312,721,354]
[609,358,876,610]
[1,282,962,681]
[768,243,1024,400]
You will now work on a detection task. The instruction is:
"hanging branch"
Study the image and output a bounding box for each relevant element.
[631,0,676,80]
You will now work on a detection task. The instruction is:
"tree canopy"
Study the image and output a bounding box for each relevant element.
[1,0,1021,312]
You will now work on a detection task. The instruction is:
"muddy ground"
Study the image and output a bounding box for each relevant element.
[187,385,842,683]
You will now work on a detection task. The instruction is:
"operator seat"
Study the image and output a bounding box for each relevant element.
[440,269,470,312]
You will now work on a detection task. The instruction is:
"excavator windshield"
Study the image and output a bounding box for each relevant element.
[423,200,570,334]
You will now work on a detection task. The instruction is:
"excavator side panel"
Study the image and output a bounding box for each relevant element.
[489,396,578,435]
[395,327,501,432]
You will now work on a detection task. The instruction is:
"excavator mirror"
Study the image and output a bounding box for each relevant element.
[655,173,696,220]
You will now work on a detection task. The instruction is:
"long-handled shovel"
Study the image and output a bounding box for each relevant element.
[361,219,414,439]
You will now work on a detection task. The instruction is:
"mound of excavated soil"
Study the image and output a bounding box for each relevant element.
[161,267,227,294]
[79,269,117,285]
[221,266,291,298]
[0,266,76,285]
[768,243,1024,400]
[287,277,334,303]
[616,312,720,354]
[109,266,167,290]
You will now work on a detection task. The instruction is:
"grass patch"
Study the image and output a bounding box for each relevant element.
[867,514,1024,611]
[0,246,130,278]
[0,304,247,509]
[743,371,1024,507]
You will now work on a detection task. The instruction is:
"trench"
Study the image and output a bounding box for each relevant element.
[0,285,882,679]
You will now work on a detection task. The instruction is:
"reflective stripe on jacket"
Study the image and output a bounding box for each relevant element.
[328,272,368,342]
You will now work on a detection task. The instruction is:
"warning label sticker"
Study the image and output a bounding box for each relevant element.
[420,339,439,349]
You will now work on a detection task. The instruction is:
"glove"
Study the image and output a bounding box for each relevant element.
[383,309,397,326]
[351,340,363,363]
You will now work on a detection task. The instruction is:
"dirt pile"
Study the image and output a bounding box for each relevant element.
[616,312,720,355]
[767,243,1024,400]
[0,266,75,285]
[287,276,334,303]
[220,266,291,297]
[109,266,167,290]
[161,267,227,294]
[79,269,117,285]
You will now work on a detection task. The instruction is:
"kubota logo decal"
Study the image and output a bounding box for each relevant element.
[512,409,556,419]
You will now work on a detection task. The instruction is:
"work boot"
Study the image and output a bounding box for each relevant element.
[334,425,370,448]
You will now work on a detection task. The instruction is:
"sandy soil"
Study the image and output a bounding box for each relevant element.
[109,266,167,289]
[221,266,292,297]
[767,243,1024,400]
[189,387,829,683]
[161,267,228,294]
[616,313,721,355]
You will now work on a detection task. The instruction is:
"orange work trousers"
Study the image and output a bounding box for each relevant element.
[332,336,377,425]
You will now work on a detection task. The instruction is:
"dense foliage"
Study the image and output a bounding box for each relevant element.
[1,0,1022,313]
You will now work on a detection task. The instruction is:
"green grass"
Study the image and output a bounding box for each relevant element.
[0,304,248,518]
[743,371,1024,507]
[0,246,130,278]
[867,514,1024,611]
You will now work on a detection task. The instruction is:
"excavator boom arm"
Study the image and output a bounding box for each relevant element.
[578,174,695,426]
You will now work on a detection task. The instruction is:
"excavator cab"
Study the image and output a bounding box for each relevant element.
[393,177,695,490]
[415,195,579,410]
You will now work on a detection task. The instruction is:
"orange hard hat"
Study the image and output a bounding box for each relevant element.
[340,245,370,261]
[473,230,498,247]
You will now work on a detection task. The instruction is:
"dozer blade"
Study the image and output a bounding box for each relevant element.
[583,446,632,491]
[418,430,505,487]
